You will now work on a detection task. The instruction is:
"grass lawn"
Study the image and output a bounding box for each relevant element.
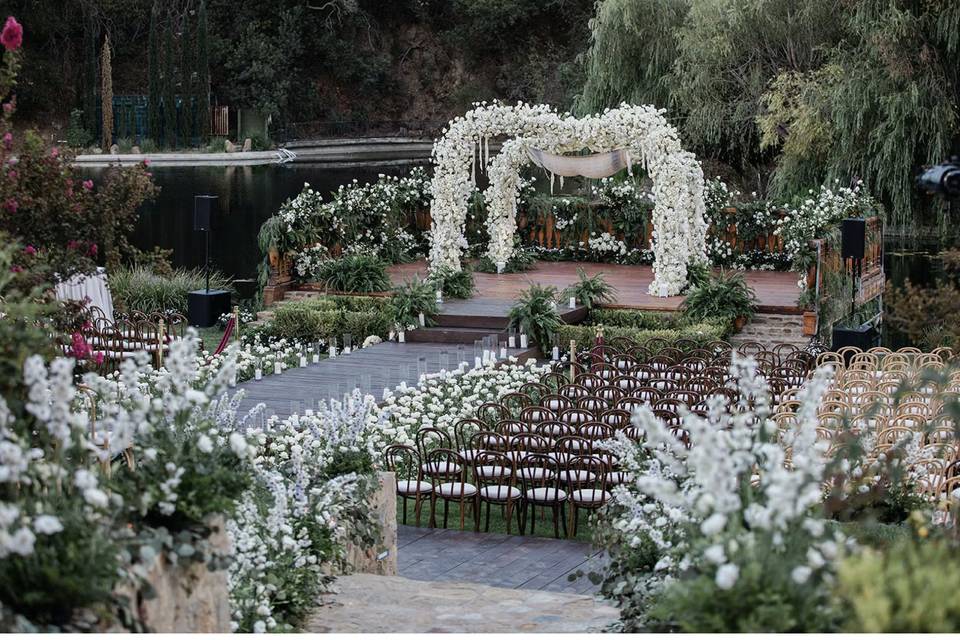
[396,496,597,543]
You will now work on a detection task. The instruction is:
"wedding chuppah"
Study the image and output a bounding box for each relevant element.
[426,102,708,296]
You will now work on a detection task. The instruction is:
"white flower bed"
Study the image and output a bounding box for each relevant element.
[602,357,851,599]
[428,102,708,296]
[379,357,551,448]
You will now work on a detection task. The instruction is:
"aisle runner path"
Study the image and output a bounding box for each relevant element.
[235,341,532,419]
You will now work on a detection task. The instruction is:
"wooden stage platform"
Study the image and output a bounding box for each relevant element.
[388,260,804,313]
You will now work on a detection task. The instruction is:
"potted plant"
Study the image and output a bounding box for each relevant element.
[681,270,758,331]
[562,267,617,310]
[508,284,563,353]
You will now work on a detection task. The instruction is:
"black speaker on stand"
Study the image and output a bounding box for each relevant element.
[187,195,231,327]
[831,217,878,353]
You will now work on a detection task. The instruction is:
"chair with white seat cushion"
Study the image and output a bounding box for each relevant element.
[423,448,478,530]
[567,454,610,537]
[518,452,567,539]
[385,444,431,527]
[473,450,520,534]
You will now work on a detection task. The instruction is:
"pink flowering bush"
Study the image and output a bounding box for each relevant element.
[0,22,157,277]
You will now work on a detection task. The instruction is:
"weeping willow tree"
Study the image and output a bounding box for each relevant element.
[758,1,960,232]
[670,0,845,165]
[575,0,687,115]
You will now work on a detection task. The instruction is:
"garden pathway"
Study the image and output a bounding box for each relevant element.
[234,340,534,419]
[397,525,607,594]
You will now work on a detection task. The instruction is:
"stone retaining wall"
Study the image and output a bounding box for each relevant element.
[344,471,398,576]
[731,313,811,349]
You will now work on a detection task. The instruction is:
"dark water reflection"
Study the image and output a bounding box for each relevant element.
[83,163,422,281]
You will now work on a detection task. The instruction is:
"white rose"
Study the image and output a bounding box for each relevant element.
[715,563,739,590]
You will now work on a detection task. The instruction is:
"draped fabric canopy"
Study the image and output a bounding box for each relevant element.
[54,267,114,321]
[527,147,631,179]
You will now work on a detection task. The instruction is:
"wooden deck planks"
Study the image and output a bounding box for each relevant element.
[389,259,803,313]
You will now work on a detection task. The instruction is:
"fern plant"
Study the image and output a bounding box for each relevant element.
[390,278,439,329]
[508,284,562,350]
[318,255,390,293]
[681,270,758,323]
[428,265,475,299]
[563,267,616,310]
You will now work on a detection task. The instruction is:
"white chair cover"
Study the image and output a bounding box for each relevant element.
[54,267,114,322]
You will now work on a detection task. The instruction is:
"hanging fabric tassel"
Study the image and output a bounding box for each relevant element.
[484,135,490,170]
[560,175,565,190]
[626,150,633,177]
[550,171,555,194]
[471,141,476,185]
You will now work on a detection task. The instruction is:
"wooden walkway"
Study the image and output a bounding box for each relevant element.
[397,525,607,595]
[389,259,804,313]
[235,341,536,419]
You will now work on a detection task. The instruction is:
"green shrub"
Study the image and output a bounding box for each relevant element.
[317,255,390,293]
[508,284,562,349]
[835,537,960,632]
[65,109,93,149]
[646,529,841,632]
[563,267,616,310]
[390,278,439,328]
[139,138,159,153]
[682,270,758,322]
[428,265,475,299]
[271,305,338,341]
[269,298,392,342]
[555,321,728,351]
[110,266,233,314]
[588,308,693,330]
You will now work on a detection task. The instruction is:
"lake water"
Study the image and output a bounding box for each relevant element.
[87,163,425,282]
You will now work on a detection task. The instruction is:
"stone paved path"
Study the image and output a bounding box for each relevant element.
[306,573,619,633]
[397,525,608,595]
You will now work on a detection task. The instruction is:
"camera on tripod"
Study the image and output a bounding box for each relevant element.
[917,156,960,197]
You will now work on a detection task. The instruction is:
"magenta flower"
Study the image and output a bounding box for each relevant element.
[2,102,12,114]
[2,132,11,150]
[143,158,151,166]
[24,245,35,255]
[10,264,22,273]
[82,179,93,191]
[7,169,15,180]
[50,146,59,159]
[3,197,16,213]
[1,17,22,52]
[87,242,98,256]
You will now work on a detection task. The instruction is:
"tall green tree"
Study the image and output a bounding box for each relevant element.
[178,9,193,145]
[196,0,211,142]
[147,6,161,142]
[162,16,177,148]
[100,35,113,149]
[576,0,687,115]
[758,1,960,228]
[82,11,100,136]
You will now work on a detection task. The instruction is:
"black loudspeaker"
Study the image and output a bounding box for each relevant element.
[840,217,866,259]
[188,289,231,327]
[194,195,218,231]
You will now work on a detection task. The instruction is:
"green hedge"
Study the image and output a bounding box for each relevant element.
[268,296,392,342]
[587,308,695,330]
[556,321,729,351]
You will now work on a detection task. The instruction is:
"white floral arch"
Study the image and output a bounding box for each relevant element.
[428,102,708,296]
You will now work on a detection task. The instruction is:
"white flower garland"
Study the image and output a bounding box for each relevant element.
[428,102,707,296]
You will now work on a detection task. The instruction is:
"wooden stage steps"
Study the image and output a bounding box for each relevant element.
[406,298,587,345]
